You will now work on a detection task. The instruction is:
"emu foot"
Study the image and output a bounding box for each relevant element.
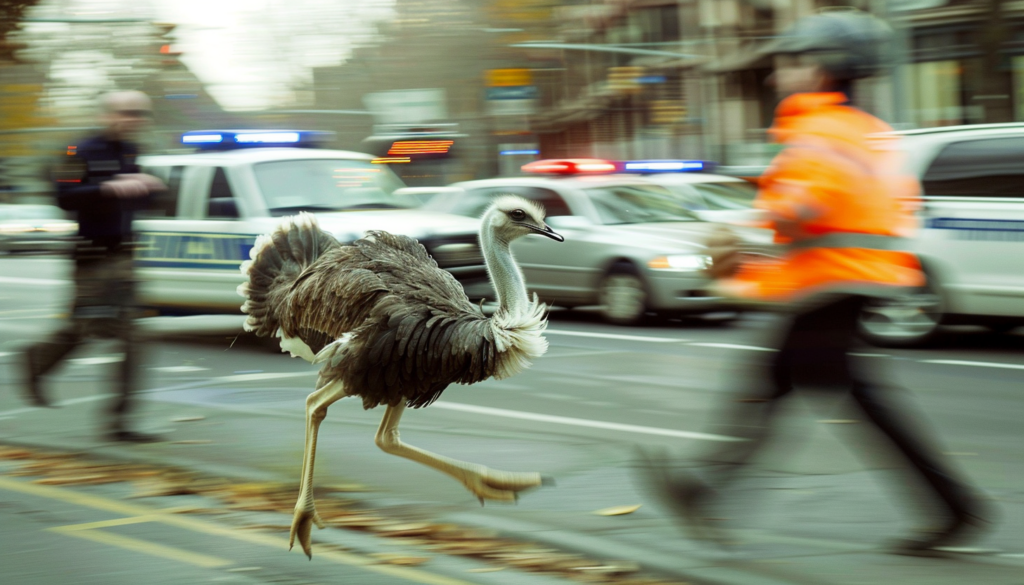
[288,503,325,559]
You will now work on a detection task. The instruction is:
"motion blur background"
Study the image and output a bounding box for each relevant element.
[0,0,1013,195]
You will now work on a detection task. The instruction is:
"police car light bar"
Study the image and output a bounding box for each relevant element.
[521,158,618,175]
[235,131,300,144]
[181,130,334,149]
[623,160,708,173]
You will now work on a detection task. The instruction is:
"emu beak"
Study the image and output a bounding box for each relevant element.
[538,224,564,242]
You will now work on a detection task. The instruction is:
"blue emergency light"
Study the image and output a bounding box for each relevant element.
[622,160,712,173]
[181,130,334,150]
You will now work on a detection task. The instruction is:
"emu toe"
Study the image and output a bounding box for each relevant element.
[289,506,324,559]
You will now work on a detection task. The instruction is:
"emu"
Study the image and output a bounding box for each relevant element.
[238,196,564,557]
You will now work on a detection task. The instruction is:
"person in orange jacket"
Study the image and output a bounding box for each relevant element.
[644,10,990,555]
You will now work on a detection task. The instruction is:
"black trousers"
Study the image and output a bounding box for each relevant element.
[701,294,979,521]
[27,244,141,428]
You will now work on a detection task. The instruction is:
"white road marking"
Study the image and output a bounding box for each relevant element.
[69,355,124,366]
[545,329,685,343]
[921,359,1024,371]
[431,402,742,442]
[0,276,66,286]
[687,342,776,352]
[150,366,210,373]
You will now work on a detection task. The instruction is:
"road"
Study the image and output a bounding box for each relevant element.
[2,256,1024,585]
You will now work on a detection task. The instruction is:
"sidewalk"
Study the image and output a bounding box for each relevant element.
[2,350,1023,585]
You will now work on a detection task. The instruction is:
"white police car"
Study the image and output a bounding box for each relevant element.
[858,124,1024,346]
[134,130,486,314]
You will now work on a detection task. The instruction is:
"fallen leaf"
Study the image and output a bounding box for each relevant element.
[466,567,505,573]
[593,504,642,516]
[370,553,430,566]
[171,416,206,422]
[324,483,370,493]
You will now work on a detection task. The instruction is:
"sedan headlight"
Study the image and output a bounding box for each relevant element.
[648,254,712,272]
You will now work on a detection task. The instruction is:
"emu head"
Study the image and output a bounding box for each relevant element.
[482,195,564,244]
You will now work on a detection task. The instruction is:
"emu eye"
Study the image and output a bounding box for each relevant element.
[509,209,526,221]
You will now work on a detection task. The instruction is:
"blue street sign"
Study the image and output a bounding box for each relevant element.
[486,86,539,100]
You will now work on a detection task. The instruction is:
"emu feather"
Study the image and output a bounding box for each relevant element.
[238,198,563,559]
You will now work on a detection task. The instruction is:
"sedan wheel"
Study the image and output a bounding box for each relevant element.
[599,272,648,325]
[858,289,943,348]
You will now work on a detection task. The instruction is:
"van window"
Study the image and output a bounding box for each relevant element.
[922,137,1024,198]
[207,167,239,219]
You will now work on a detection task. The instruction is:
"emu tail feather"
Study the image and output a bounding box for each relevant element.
[238,212,339,338]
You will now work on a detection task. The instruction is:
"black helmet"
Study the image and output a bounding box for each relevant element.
[758,9,893,80]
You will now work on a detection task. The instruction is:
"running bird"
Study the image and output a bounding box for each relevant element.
[238,196,563,558]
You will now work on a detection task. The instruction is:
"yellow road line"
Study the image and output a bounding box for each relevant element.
[52,515,163,531]
[0,476,477,585]
[49,526,232,568]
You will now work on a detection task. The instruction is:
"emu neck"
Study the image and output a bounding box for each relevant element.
[481,230,528,315]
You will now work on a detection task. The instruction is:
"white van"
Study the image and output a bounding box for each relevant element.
[859,124,1024,346]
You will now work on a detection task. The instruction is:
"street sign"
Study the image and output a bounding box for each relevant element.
[486,68,533,87]
[485,86,539,100]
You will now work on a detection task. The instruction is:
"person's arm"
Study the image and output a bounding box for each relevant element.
[53,150,101,211]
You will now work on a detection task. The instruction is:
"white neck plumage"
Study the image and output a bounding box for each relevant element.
[478,219,548,377]
[480,228,529,316]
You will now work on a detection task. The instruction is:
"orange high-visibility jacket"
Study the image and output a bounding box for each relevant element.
[720,92,924,302]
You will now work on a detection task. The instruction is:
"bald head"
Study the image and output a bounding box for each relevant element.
[99,90,153,141]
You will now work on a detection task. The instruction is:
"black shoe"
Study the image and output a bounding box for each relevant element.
[890,510,991,557]
[106,429,164,443]
[636,449,733,547]
[23,350,51,407]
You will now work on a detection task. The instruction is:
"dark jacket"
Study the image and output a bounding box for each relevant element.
[53,133,152,245]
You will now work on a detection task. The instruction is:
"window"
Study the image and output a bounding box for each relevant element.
[253,159,410,216]
[584,185,698,225]
[449,186,573,218]
[689,181,758,210]
[207,167,239,219]
[922,137,1024,198]
[450,189,498,218]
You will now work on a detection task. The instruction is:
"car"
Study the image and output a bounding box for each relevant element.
[0,204,77,254]
[622,166,760,224]
[857,124,1024,346]
[133,130,487,314]
[421,158,772,325]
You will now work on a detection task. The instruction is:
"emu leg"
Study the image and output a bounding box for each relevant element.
[374,402,543,504]
[289,380,347,558]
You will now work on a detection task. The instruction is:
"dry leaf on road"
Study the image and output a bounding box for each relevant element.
[593,504,642,516]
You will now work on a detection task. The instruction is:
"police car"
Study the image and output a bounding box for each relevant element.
[134,130,486,314]
[422,158,772,324]
[858,124,1024,346]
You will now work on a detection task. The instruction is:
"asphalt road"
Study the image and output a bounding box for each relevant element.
[2,256,1024,585]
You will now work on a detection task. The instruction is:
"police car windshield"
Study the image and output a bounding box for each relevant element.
[254,159,411,215]
[584,185,700,224]
[689,181,757,210]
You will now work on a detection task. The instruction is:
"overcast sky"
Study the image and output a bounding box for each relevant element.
[28,0,396,111]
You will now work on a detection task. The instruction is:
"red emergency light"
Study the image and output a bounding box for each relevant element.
[521,158,618,175]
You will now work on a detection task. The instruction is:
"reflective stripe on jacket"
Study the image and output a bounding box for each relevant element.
[719,92,924,302]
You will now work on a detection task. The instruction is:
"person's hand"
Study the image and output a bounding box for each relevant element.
[116,173,166,193]
[99,173,166,198]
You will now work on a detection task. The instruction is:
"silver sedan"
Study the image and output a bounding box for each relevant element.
[422,175,770,324]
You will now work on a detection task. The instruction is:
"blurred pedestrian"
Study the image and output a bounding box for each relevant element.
[643,10,990,555]
[23,90,166,443]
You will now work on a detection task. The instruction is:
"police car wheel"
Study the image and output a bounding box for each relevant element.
[858,286,943,348]
[599,263,649,326]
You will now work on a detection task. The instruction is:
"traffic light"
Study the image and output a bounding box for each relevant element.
[607,66,646,94]
[650,100,687,125]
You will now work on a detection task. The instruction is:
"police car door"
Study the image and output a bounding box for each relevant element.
[135,165,254,312]
[917,136,1024,317]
